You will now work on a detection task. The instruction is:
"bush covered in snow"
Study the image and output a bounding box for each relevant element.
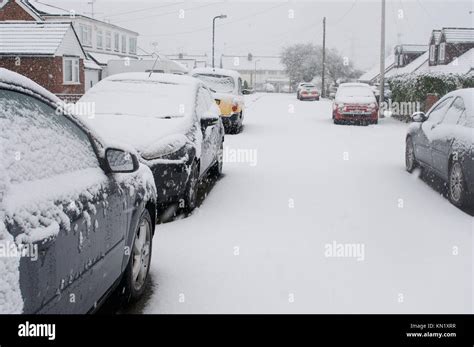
[388,72,474,121]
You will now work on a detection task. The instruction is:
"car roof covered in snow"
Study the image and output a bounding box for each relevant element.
[191,67,241,80]
[445,88,474,113]
[104,72,201,87]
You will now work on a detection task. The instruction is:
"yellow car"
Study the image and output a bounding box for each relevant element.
[191,67,245,134]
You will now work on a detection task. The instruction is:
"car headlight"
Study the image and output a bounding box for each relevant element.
[141,134,189,161]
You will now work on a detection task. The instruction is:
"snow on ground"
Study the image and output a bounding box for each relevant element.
[139,93,472,314]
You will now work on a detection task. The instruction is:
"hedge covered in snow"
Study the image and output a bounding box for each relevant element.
[387,72,474,120]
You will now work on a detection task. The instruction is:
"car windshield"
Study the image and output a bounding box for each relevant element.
[81,80,194,118]
[193,74,235,93]
[338,86,373,97]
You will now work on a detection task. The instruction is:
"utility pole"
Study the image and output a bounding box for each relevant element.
[212,14,227,68]
[321,17,326,98]
[87,0,96,18]
[378,0,386,118]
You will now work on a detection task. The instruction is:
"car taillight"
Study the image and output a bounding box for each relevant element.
[232,103,238,112]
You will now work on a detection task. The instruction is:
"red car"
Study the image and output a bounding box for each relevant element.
[332,83,378,125]
[297,83,320,101]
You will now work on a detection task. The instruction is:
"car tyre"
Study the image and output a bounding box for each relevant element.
[405,137,417,173]
[448,161,470,208]
[120,209,153,304]
[210,142,224,178]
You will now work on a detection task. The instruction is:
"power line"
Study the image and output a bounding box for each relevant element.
[105,2,185,19]
[112,3,216,24]
[327,0,357,27]
[140,2,288,38]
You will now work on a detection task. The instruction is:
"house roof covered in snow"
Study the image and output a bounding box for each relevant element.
[395,44,428,54]
[358,54,395,83]
[88,52,137,65]
[441,27,474,44]
[84,59,102,70]
[25,0,139,35]
[386,51,429,78]
[425,47,474,74]
[0,21,85,57]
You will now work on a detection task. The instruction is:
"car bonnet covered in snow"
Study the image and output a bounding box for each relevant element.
[335,83,376,104]
[79,73,201,158]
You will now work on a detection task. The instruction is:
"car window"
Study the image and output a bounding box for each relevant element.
[196,87,212,117]
[0,89,100,185]
[442,97,465,125]
[427,96,453,124]
[193,74,235,94]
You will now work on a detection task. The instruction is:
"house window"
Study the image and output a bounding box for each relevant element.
[129,37,137,55]
[114,32,119,52]
[439,42,446,62]
[105,31,112,51]
[63,57,80,84]
[96,29,103,49]
[429,45,435,62]
[121,35,127,53]
[79,24,92,46]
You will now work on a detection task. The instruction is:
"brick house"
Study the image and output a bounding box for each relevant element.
[0,0,139,95]
[393,44,427,68]
[0,21,86,100]
[428,28,474,66]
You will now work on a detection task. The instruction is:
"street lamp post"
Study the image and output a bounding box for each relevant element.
[212,14,227,68]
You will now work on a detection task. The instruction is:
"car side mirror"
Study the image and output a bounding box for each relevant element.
[411,112,427,123]
[201,113,220,128]
[105,148,139,173]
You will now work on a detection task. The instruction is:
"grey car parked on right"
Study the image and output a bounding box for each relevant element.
[405,88,474,208]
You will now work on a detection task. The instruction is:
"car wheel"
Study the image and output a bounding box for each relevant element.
[449,161,469,207]
[121,209,152,304]
[184,161,199,211]
[210,142,224,178]
[405,137,417,173]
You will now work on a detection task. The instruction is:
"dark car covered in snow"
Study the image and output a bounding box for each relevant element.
[405,88,474,208]
[0,68,157,313]
[80,73,225,212]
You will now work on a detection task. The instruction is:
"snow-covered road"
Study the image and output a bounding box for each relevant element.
[136,93,473,314]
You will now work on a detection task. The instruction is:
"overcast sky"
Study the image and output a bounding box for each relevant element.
[43,0,474,70]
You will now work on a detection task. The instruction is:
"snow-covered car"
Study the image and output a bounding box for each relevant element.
[80,73,224,212]
[406,88,474,208]
[263,83,276,93]
[191,67,245,134]
[0,68,157,314]
[297,83,319,101]
[332,83,378,125]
